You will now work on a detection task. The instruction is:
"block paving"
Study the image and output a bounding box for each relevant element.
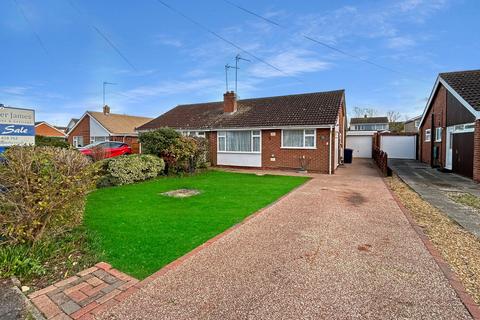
[28,262,139,319]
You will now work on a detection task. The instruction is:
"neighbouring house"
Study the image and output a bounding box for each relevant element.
[67,105,153,153]
[66,118,79,133]
[137,90,347,173]
[404,115,421,133]
[419,69,480,180]
[35,121,67,138]
[349,116,389,131]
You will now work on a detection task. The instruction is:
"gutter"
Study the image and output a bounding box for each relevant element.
[329,125,333,175]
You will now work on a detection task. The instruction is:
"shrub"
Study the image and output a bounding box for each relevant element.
[192,137,209,169]
[162,136,198,173]
[139,128,180,156]
[96,154,165,187]
[35,136,70,148]
[0,146,97,244]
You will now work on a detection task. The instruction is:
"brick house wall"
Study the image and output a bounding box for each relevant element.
[208,131,217,165]
[420,85,447,166]
[474,120,480,182]
[35,123,66,138]
[67,115,90,147]
[261,128,332,173]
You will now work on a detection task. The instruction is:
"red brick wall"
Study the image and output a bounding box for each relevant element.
[420,85,447,166]
[67,115,90,146]
[474,120,480,182]
[208,131,217,165]
[261,128,332,173]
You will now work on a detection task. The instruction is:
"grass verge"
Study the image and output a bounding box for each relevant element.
[449,192,480,212]
[386,174,480,305]
[85,170,308,279]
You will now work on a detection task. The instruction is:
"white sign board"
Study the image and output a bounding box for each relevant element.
[0,106,35,147]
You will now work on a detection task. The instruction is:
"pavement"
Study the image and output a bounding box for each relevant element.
[389,159,480,238]
[100,159,472,320]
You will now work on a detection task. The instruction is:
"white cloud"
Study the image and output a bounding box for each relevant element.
[387,36,416,49]
[123,78,224,100]
[249,50,331,78]
[0,86,30,95]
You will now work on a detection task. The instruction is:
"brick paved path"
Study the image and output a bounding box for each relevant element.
[28,262,138,319]
[99,160,475,319]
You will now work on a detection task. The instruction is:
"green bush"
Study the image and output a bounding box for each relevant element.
[162,136,199,173]
[96,154,165,187]
[35,136,70,148]
[139,128,180,156]
[0,146,97,244]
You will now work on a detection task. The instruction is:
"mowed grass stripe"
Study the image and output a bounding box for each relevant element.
[84,170,309,279]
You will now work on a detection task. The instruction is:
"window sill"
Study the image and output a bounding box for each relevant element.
[280,147,317,150]
[217,151,261,154]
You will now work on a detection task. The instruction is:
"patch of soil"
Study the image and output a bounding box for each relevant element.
[161,189,201,198]
[386,175,480,305]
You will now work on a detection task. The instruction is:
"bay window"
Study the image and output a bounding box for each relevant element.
[282,129,316,148]
[218,130,261,153]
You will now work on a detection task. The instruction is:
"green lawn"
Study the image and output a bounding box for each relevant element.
[84,170,308,279]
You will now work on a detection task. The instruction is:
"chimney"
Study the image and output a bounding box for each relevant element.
[103,105,110,115]
[223,91,237,113]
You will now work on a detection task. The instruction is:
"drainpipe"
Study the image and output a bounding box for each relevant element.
[329,125,333,175]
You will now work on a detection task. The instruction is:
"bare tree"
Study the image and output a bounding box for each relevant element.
[387,110,401,122]
[353,107,378,118]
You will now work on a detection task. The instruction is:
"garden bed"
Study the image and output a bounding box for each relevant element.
[84,170,308,279]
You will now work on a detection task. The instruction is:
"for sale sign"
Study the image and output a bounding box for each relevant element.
[0,106,35,147]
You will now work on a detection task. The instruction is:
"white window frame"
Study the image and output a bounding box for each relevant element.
[453,123,475,133]
[425,129,431,142]
[435,127,442,142]
[73,136,84,148]
[90,136,108,144]
[217,130,261,153]
[281,129,316,149]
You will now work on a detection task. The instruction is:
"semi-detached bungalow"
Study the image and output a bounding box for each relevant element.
[67,105,152,153]
[137,90,347,174]
[419,69,480,180]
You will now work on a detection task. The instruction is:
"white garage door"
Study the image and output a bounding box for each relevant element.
[380,136,416,159]
[346,136,372,158]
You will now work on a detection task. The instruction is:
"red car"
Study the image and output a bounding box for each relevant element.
[79,141,132,159]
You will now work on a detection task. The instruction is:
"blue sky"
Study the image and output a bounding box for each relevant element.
[0,0,479,125]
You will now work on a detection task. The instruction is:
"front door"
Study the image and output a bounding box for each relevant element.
[445,126,454,170]
[452,132,474,178]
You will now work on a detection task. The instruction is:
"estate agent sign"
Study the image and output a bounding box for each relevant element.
[0,106,35,147]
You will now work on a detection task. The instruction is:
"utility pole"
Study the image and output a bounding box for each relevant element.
[103,81,117,107]
[224,64,237,92]
[235,54,250,94]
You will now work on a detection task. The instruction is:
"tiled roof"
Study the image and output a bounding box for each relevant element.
[137,90,345,131]
[350,116,388,124]
[440,69,480,111]
[88,112,153,135]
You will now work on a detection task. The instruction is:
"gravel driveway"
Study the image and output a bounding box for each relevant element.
[101,160,472,320]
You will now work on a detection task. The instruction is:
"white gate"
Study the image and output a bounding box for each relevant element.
[380,135,416,159]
